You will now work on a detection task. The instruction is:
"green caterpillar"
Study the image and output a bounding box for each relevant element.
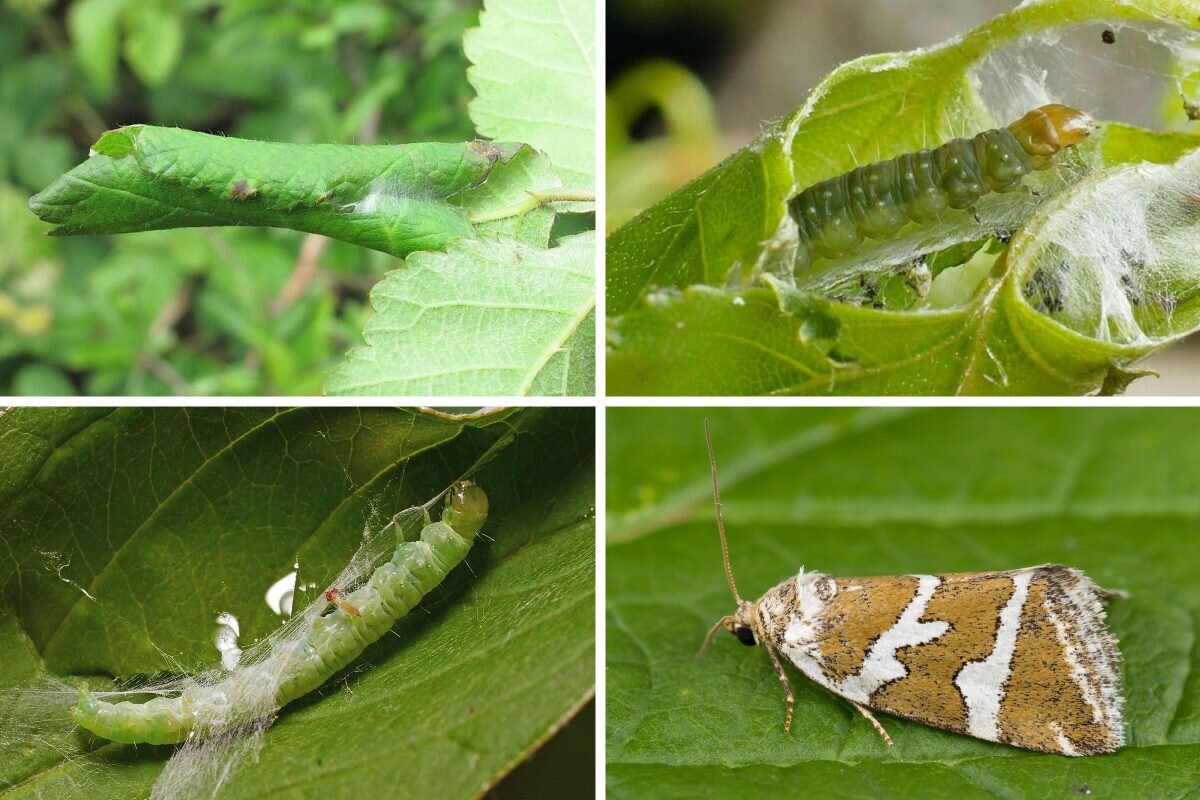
[789,104,1093,273]
[29,126,523,258]
[71,481,489,745]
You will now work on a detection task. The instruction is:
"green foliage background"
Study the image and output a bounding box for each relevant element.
[0,406,595,798]
[607,407,1200,798]
[0,0,506,395]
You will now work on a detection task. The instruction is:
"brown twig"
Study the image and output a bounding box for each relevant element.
[136,352,192,396]
[270,233,331,316]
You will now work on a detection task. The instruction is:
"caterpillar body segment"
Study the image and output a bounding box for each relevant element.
[72,685,197,745]
[71,481,488,745]
[789,104,1093,272]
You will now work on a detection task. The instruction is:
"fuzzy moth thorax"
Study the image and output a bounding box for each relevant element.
[749,569,836,651]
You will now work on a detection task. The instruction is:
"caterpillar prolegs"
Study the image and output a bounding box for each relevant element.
[789,104,1093,273]
[71,481,489,745]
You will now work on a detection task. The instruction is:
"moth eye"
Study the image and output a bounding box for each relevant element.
[451,481,489,516]
[735,626,756,646]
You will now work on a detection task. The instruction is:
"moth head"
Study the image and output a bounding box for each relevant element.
[727,600,760,647]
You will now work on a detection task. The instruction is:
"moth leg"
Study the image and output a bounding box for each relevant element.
[851,701,893,747]
[763,640,795,733]
[1096,585,1131,600]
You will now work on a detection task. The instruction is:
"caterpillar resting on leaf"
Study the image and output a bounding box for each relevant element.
[789,104,1093,273]
[71,481,489,745]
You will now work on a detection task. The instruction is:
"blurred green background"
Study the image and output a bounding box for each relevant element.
[1,0,482,395]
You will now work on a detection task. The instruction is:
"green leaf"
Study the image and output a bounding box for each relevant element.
[0,407,595,799]
[607,0,1200,395]
[28,126,529,259]
[325,230,595,396]
[123,3,184,87]
[67,0,127,95]
[606,407,1200,799]
[465,0,596,188]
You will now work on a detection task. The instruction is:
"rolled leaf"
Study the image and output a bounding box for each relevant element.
[29,125,525,258]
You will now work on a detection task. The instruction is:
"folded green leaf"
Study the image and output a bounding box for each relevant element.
[29,125,528,258]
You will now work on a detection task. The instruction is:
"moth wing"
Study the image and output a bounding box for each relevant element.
[772,568,1122,755]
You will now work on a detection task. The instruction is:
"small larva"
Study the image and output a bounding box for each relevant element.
[789,104,1093,273]
[70,481,489,745]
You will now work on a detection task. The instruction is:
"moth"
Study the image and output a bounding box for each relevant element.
[698,423,1124,755]
[789,104,1093,273]
[71,481,489,745]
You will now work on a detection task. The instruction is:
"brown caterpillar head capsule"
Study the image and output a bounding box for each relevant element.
[1008,104,1093,159]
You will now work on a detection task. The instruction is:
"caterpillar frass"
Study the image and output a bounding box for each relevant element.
[789,104,1093,272]
[71,481,489,745]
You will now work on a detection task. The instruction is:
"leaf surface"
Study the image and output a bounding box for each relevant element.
[466,0,596,188]
[326,231,595,396]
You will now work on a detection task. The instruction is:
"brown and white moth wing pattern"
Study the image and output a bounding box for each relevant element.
[755,565,1124,755]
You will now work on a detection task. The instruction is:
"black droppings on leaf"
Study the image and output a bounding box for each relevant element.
[1101,28,1116,44]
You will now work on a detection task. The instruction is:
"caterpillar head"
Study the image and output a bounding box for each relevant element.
[443,480,489,538]
[1008,104,1094,160]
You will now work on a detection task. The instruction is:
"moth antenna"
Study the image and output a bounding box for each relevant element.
[704,419,741,605]
[695,614,736,661]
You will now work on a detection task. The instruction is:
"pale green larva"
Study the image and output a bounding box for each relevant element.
[71,481,489,745]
